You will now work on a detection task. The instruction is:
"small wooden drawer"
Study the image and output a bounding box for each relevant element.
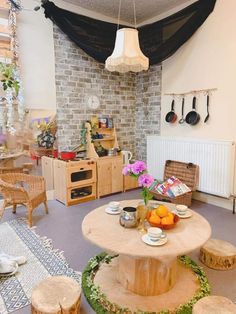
[67,183,96,205]
[66,163,97,188]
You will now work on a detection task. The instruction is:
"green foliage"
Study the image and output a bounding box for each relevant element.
[0,63,20,95]
[82,253,210,314]
[140,187,153,205]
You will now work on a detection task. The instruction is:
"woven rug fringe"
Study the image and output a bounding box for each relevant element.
[18,217,69,264]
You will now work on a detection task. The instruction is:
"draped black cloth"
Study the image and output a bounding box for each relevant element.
[42,0,216,65]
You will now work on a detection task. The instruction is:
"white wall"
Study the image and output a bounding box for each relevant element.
[17,0,129,111]
[161,0,236,142]
[17,0,56,110]
[161,0,236,208]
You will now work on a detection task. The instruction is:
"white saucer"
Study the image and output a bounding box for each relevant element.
[141,234,168,246]
[105,207,122,215]
[176,210,192,219]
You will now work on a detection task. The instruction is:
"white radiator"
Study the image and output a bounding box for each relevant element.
[147,136,235,198]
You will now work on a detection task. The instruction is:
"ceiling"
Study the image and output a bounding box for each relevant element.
[62,0,193,25]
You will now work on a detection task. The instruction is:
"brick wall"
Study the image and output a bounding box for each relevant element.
[135,65,162,160]
[53,26,161,160]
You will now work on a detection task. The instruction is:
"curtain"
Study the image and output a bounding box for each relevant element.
[42,0,216,65]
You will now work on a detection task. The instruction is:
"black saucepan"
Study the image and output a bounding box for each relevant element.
[165,99,177,123]
[185,96,200,125]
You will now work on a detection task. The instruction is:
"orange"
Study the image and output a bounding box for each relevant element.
[156,205,169,218]
[149,214,161,225]
[161,214,174,225]
[167,212,174,220]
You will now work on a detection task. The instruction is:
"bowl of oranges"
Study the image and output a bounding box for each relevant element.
[147,205,180,230]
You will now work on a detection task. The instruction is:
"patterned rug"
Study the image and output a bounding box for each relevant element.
[0,219,81,313]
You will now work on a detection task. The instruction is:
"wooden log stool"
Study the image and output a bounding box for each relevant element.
[31,276,81,314]
[192,296,236,314]
[200,238,236,270]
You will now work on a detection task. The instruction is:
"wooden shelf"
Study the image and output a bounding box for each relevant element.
[93,137,114,142]
[85,122,119,159]
[96,128,114,132]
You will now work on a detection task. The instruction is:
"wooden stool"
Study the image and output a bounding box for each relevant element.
[192,296,236,314]
[31,276,81,314]
[200,238,236,270]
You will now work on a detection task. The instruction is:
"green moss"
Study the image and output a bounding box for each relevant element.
[82,253,210,314]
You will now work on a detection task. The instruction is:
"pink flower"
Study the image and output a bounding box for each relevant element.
[138,173,154,188]
[122,164,132,175]
[131,161,147,175]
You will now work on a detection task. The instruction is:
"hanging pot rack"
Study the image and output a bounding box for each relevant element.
[164,88,217,97]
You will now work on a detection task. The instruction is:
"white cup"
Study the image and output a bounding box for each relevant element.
[109,201,120,211]
[147,227,163,241]
[176,205,188,215]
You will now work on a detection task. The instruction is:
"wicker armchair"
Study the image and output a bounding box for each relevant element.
[0,173,48,227]
[0,163,33,175]
[0,167,24,174]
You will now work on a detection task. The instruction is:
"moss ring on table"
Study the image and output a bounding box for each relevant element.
[82,252,210,314]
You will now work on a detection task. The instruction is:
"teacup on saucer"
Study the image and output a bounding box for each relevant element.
[147,227,165,242]
[108,201,120,211]
[176,205,188,216]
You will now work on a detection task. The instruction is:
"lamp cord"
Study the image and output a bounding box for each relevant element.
[133,0,137,29]
[117,0,137,29]
[117,0,121,30]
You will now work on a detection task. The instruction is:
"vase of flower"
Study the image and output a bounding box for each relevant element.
[122,160,154,233]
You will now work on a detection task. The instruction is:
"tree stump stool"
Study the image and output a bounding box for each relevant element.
[31,276,81,314]
[200,238,236,270]
[192,296,236,314]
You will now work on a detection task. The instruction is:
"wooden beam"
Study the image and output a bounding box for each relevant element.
[0,0,9,10]
[0,40,10,49]
[0,48,13,58]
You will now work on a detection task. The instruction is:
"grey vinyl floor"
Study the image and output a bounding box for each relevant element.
[2,189,236,314]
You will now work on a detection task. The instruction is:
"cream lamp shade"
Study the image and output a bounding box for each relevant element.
[105,28,149,73]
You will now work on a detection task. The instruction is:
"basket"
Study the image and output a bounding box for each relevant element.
[151,160,199,206]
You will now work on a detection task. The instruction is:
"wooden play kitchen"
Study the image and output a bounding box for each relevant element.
[42,117,137,205]
[82,200,211,313]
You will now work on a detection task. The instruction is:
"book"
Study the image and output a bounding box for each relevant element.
[150,176,191,198]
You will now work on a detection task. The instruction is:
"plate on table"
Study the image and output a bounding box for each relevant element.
[105,207,122,215]
[141,234,168,246]
[174,210,193,219]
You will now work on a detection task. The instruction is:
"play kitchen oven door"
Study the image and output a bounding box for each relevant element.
[66,161,96,188]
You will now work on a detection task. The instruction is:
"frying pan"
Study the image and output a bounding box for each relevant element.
[185,96,200,125]
[165,99,177,123]
[178,97,185,124]
[204,94,210,123]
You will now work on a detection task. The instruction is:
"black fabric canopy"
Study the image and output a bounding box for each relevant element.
[42,0,216,65]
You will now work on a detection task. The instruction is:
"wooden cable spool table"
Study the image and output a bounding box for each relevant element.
[82,199,212,313]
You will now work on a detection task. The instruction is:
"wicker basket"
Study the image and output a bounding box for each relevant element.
[151,160,199,206]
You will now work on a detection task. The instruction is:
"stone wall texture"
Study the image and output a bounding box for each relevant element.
[135,65,162,160]
[53,26,161,161]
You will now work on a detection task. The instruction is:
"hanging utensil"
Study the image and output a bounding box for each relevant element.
[185,96,200,125]
[165,98,177,123]
[204,94,210,123]
[178,97,185,124]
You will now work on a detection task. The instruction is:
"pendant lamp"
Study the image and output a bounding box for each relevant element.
[105,0,149,73]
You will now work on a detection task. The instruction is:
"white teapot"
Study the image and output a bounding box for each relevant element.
[121,150,132,165]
